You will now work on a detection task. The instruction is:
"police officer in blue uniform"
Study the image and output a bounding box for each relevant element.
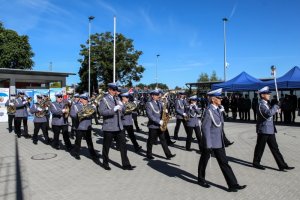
[185,95,202,151]
[253,86,294,171]
[30,94,52,145]
[198,88,246,192]
[173,91,188,140]
[5,93,16,133]
[71,94,99,163]
[14,90,31,138]
[50,92,73,151]
[99,83,135,170]
[146,89,175,160]
[70,93,81,139]
[121,92,142,152]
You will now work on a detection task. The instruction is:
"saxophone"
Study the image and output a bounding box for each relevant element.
[77,104,95,122]
[160,92,171,132]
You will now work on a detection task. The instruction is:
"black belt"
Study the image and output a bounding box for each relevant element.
[16,106,25,110]
[52,114,62,118]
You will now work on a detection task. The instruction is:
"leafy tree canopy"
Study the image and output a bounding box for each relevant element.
[0,22,34,69]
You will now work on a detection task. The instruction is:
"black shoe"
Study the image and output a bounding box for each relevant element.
[186,148,192,152]
[103,165,111,170]
[232,185,247,190]
[33,141,38,145]
[136,128,141,132]
[166,154,176,159]
[92,157,101,165]
[45,139,52,145]
[123,165,136,170]
[74,154,81,160]
[9,130,12,133]
[135,146,142,152]
[167,140,176,146]
[24,134,32,139]
[225,141,234,147]
[52,145,60,150]
[66,146,73,152]
[228,188,238,192]
[198,180,210,188]
[174,136,178,140]
[284,166,295,170]
[17,134,21,138]
[147,155,154,160]
[253,163,265,170]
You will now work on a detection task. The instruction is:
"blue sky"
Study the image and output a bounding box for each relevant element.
[1,0,299,89]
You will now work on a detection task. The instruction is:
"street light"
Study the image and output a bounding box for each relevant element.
[223,18,228,82]
[156,54,160,88]
[88,16,95,96]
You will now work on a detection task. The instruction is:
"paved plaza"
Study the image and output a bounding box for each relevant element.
[0,116,299,200]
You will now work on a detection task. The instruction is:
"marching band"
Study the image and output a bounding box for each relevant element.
[4,84,295,192]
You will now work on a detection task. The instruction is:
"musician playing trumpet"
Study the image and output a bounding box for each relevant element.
[30,94,52,145]
[121,92,142,152]
[5,93,16,133]
[71,93,99,163]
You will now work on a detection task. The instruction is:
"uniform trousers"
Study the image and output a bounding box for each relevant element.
[186,126,202,150]
[253,133,287,168]
[174,118,188,138]
[147,128,172,157]
[73,128,97,157]
[102,131,130,167]
[71,117,78,135]
[198,148,238,187]
[132,112,140,130]
[8,114,15,132]
[52,125,72,149]
[14,117,28,136]
[33,122,50,142]
[123,125,140,149]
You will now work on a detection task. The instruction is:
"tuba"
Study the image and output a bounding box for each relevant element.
[124,101,137,114]
[77,104,95,122]
[35,97,51,118]
[160,92,171,132]
[93,91,104,106]
[7,99,16,114]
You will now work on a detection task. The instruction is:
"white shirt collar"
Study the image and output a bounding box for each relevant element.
[211,104,218,110]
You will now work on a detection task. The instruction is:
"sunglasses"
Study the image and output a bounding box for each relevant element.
[56,96,63,98]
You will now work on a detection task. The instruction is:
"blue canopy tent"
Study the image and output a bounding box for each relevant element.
[212,71,263,91]
[262,66,300,89]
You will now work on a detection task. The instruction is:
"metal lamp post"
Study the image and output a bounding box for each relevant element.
[156,54,160,89]
[223,18,228,82]
[88,16,95,96]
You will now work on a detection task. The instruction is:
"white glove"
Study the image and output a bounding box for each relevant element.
[22,101,27,105]
[219,105,225,112]
[183,113,187,116]
[37,107,43,111]
[9,103,14,106]
[165,109,168,113]
[62,109,66,113]
[45,107,49,110]
[114,105,121,111]
[159,120,164,126]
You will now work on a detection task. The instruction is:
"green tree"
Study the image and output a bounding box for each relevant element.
[77,32,145,93]
[210,70,222,81]
[135,83,147,89]
[148,83,169,90]
[197,72,209,82]
[50,82,62,88]
[0,22,34,69]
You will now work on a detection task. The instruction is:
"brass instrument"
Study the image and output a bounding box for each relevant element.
[35,97,51,118]
[160,92,171,132]
[63,102,71,118]
[124,101,137,114]
[7,99,16,114]
[93,91,104,106]
[77,104,95,122]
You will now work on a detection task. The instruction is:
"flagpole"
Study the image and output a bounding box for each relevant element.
[113,16,116,83]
